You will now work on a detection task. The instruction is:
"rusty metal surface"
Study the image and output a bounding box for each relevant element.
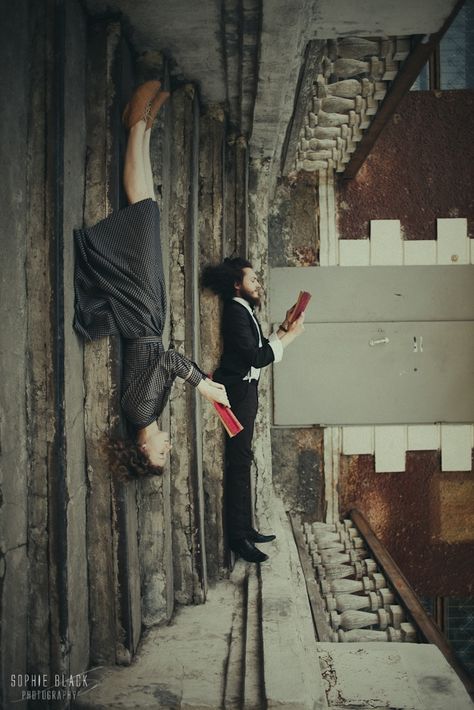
[339,451,474,596]
[337,91,474,240]
[351,509,474,698]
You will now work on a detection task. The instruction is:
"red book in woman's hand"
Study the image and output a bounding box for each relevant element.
[213,401,243,437]
[208,374,244,437]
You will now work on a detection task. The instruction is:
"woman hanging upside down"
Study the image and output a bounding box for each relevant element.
[73,81,229,476]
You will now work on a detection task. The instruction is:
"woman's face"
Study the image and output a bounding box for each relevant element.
[140,429,171,467]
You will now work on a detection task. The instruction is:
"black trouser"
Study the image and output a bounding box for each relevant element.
[224,380,258,542]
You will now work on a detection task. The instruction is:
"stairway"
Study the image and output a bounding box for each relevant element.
[72,498,473,709]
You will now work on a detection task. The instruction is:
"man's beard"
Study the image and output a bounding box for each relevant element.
[240,285,261,309]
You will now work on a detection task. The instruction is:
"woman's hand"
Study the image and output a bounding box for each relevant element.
[197,379,230,408]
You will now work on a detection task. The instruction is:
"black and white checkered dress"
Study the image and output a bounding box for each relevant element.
[74,198,204,429]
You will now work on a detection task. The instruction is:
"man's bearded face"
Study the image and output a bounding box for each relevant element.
[236,267,261,308]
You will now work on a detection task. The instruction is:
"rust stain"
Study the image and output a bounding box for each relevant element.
[339,451,474,597]
[338,91,474,240]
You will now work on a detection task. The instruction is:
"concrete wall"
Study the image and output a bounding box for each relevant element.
[0,1,283,690]
[0,0,90,704]
[336,90,474,597]
[0,1,29,703]
[267,179,326,521]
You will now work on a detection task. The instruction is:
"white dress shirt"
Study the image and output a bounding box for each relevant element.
[232,297,283,382]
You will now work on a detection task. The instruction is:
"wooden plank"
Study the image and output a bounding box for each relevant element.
[350,509,474,699]
[339,239,370,266]
[375,426,407,472]
[436,218,470,264]
[343,0,466,179]
[404,239,437,265]
[441,424,473,471]
[342,426,374,455]
[370,219,403,265]
[289,515,333,642]
[407,424,440,451]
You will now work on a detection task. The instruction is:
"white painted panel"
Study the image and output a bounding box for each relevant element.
[407,424,440,451]
[342,426,374,454]
[470,238,474,265]
[404,240,437,266]
[441,424,473,471]
[370,220,403,265]
[375,426,407,472]
[436,218,469,264]
[339,239,370,266]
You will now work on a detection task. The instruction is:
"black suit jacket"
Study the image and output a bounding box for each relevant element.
[213,300,276,386]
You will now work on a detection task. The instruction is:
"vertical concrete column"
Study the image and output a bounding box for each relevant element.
[168,86,205,603]
[0,2,29,705]
[82,19,125,664]
[224,135,248,257]
[247,159,275,528]
[198,106,227,580]
[137,61,175,627]
[23,0,54,685]
[62,0,90,675]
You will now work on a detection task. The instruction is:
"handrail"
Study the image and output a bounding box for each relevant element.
[350,508,474,699]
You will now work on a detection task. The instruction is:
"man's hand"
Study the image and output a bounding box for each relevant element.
[281,303,297,331]
[288,312,305,336]
[197,379,230,407]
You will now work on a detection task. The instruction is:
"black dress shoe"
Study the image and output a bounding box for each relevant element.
[229,538,268,563]
[247,529,276,544]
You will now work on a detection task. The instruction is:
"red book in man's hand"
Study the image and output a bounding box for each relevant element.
[288,291,312,323]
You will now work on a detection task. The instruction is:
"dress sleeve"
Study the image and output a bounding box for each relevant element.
[121,349,205,428]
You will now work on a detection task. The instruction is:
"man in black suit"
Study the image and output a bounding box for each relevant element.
[202,258,305,562]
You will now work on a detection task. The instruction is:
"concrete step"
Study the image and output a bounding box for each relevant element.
[258,497,329,709]
[242,564,264,709]
[223,562,246,709]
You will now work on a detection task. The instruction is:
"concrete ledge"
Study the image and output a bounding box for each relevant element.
[317,642,474,709]
[260,496,328,709]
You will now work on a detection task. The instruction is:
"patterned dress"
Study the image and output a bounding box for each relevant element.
[73,198,204,429]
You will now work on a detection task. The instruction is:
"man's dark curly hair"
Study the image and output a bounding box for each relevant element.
[108,437,164,481]
[201,257,252,300]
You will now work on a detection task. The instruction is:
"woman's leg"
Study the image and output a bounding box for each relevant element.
[142,128,155,202]
[123,122,152,205]
[142,91,170,201]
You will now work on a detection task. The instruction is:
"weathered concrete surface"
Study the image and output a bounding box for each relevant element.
[317,642,474,709]
[267,177,325,524]
[72,573,244,709]
[0,3,29,705]
[259,497,329,709]
[198,107,227,580]
[82,18,124,664]
[63,0,90,675]
[248,159,275,529]
[312,0,459,37]
[137,65,174,627]
[269,180,319,267]
[168,85,205,604]
[339,451,474,596]
[271,428,325,522]
[24,0,55,684]
[338,91,474,240]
